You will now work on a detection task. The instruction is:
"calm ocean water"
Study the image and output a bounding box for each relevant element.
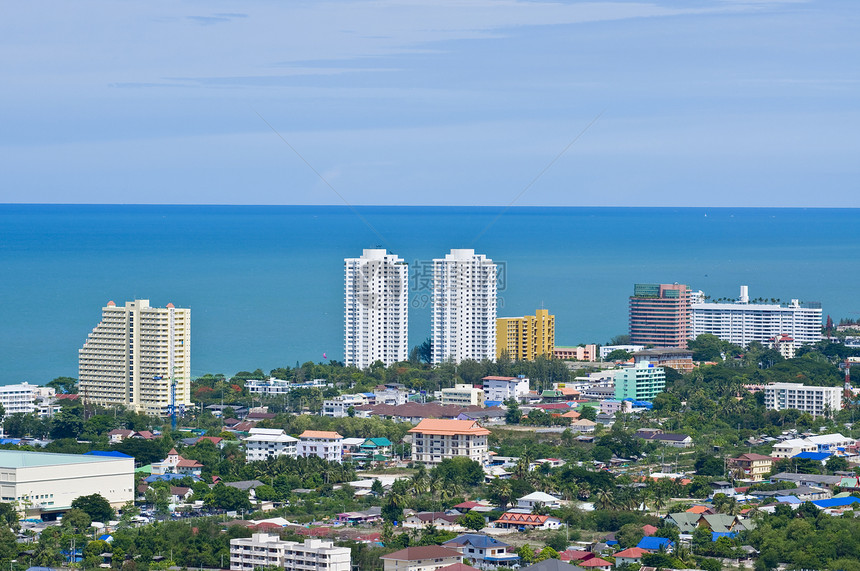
[1,205,858,385]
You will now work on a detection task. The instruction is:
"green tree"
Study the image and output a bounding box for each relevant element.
[505,401,522,424]
[253,484,279,501]
[826,455,849,473]
[579,406,598,422]
[49,410,84,439]
[616,523,645,548]
[458,511,486,532]
[47,376,78,394]
[71,493,114,522]
[545,531,570,552]
[83,539,111,568]
[0,502,18,532]
[432,457,484,487]
[61,508,92,532]
[591,446,613,463]
[535,546,559,562]
[83,414,118,436]
[605,349,633,362]
[206,483,251,512]
[695,454,724,477]
[688,334,728,362]
[516,544,535,565]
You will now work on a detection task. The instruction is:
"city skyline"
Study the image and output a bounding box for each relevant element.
[1,1,858,207]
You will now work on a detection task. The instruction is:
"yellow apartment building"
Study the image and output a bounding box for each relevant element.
[496,309,555,361]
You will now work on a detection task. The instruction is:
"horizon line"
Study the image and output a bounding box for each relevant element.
[1,203,856,210]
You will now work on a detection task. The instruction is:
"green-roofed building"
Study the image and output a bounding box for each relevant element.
[0,450,134,517]
[360,437,393,457]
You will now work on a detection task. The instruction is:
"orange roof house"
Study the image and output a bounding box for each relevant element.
[493,512,562,530]
[299,430,344,440]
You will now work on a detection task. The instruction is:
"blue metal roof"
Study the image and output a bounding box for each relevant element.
[813,497,860,508]
[445,533,510,549]
[636,537,674,551]
[84,451,134,458]
[792,452,831,461]
[711,531,737,541]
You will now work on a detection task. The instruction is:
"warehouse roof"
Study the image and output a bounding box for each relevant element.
[0,450,131,468]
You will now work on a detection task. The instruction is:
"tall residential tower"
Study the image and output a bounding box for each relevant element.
[79,299,190,416]
[431,249,497,364]
[344,249,409,369]
[629,283,691,348]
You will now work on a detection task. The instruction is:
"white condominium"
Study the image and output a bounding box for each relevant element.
[431,249,497,364]
[441,384,485,407]
[79,299,190,416]
[344,249,409,369]
[243,428,298,462]
[764,383,842,417]
[692,285,822,347]
[0,383,38,419]
[230,533,351,571]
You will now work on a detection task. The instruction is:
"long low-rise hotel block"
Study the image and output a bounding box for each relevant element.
[0,450,134,516]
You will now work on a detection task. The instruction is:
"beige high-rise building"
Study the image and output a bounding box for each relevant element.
[496,309,555,361]
[79,299,190,416]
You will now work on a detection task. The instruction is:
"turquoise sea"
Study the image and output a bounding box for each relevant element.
[1,205,858,385]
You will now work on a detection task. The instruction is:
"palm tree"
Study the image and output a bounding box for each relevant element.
[513,458,531,480]
[594,488,617,511]
[428,472,443,500]
[411,467,428,496]
[674,543,693,565]
[496,480,513,510]
[652,493,667,516]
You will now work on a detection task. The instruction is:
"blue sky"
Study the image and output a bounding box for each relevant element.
[1,0,857,206]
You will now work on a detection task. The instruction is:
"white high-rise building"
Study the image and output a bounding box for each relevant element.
[431,249,497,364]
[692,285,822,347]
[79,299,190,416]
[764,383,842,417]
[344,249,409,369]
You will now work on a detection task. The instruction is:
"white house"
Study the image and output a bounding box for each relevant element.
[807,433,855,453]
[443,534,519,568]
[402,512,465,533]
[151,449,203,477]
[482,376,530,402]
[297,430,344,463]
[517,491,563,510]
[243,428,298,462]
[772,438,819,459]
[321,394,369,418]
